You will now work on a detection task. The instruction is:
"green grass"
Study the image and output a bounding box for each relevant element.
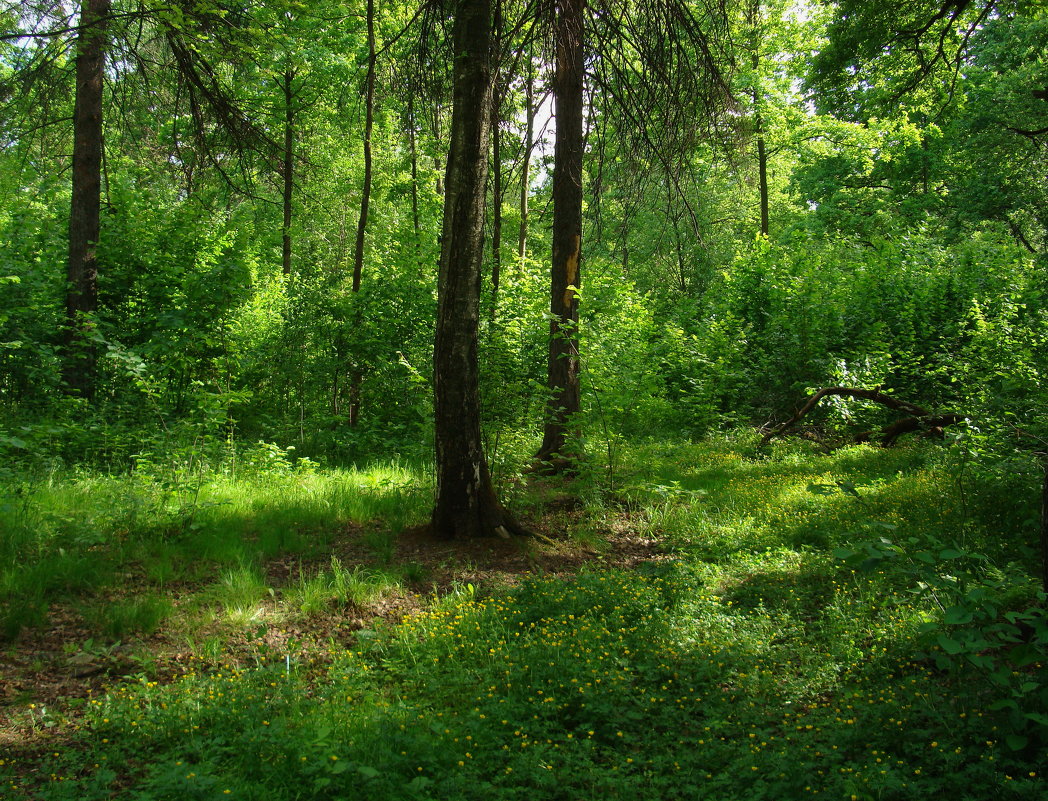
[1,435,1046,799]
[0,454,432,639]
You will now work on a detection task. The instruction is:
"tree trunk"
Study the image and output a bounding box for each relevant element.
[408,93,422,265]
[747,2,769,237]
[62,0,111,399]
[349,0,376,428]
[432,0,527,540]
[490,80,503,317]
[281,68,295,276]
[755,107,769,236]
[517,53,534,261]
[536,0,584,466]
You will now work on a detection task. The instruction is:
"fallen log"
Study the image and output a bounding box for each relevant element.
[759,386,966,448]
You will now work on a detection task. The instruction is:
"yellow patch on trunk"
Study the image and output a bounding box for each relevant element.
[562,235,580,308]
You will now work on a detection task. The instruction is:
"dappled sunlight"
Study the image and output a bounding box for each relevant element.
[1,437,1044,799]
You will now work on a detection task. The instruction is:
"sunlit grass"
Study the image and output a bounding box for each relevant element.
[1,435,1044,799]
[0,455,432,640]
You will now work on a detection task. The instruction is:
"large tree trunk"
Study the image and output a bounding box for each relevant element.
[349,0,376,428]
[62,0,111,399]
[535,0,584,467]
[432,0,527,540]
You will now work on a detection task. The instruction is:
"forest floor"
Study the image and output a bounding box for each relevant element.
[1,435,1045,799]
[1,505,667,747]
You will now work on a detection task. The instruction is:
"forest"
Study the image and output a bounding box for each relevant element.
[1,0,1047,797]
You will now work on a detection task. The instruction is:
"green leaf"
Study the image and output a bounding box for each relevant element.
[358,766,380,779]
[939,548,964,559]
[1005,734,1028,751]
[943,606,974,625]
[989,698,1019,712]
[937,635,964,654]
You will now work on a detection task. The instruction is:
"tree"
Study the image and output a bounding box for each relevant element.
[431,0,529,539]
[349,0,377,427]
[535,0,734,466]
[3,0,277,400]
[534,0,584,466]
[62,0,112,399]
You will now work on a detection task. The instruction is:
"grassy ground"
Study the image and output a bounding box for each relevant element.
[1,434,1045,799]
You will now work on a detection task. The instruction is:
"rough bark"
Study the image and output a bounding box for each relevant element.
[431,0,528,540]
[536,0,584,467]
[62,0,111,399]
[760,386,966,447]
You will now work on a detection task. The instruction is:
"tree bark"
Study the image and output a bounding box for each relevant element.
[62,0,111,399]
[536,0,584,466]
[349,0,376,428]
[431,0,528,539]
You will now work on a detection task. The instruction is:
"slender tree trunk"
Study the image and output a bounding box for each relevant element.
[432,0,527,540]
[517,54,534,261]
[408,93,421,262]
[755,106,769,236]
[433,110,445,196]
[281,68,295,276]
[749,5,769,236]
[536,0,584,466]
[62,0,111,399]
[349,0,376,428]
[490,80,503,316]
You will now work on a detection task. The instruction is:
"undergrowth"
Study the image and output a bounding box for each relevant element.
[1,434,1045,799]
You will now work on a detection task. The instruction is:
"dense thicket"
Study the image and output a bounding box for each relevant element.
[0,0,1045,470]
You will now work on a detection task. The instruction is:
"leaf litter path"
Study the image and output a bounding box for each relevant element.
[0,499,669,759]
